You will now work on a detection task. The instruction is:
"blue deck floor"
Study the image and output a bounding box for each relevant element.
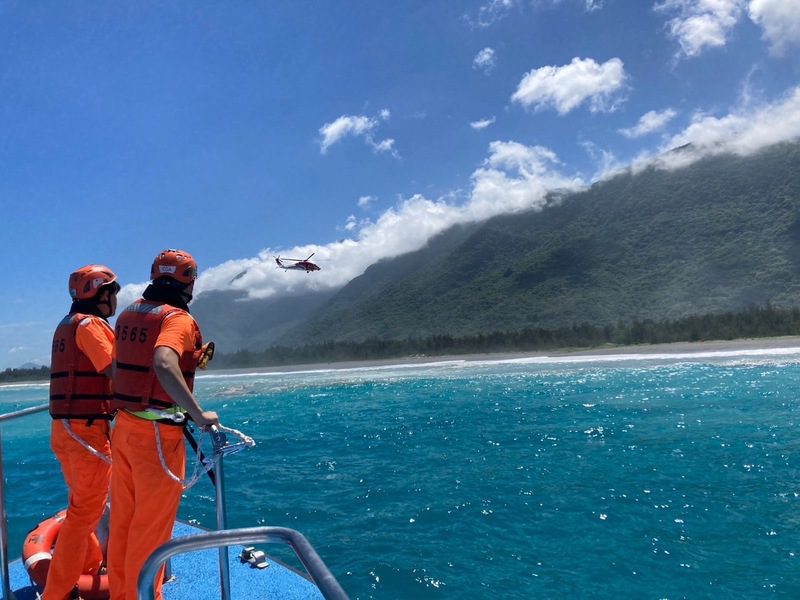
[9,521,324,600]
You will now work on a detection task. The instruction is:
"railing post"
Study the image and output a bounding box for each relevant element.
[0,427,11,600]
[0,404,62,600]
[137,527,349,600]
[214,455,230,600]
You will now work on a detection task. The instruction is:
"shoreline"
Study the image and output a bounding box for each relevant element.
[203,335,800,376]
[7,336,800,387]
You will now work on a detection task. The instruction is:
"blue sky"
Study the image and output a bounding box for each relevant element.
[1,0,799,369]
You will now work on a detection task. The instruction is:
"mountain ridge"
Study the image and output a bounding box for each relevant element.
[275,141,800,345]
[193,141,800,352]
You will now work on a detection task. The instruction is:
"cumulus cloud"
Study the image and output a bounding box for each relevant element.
[468,142,585,218]
[473,48,497,73]
[357,195,376,208]
[748,0,800,55]
[618,108,678,138]
[470,116,496,130]
[631,84,800,171]
[119,84,800,308]
[144,140,583,302]
[655,0,744,59]
[318,109,396,155]
[512,57,628,115]
[318,115,374,153]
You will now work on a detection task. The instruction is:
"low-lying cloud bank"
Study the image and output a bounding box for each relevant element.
[632,85,800,172]
[118,84,800,307]
[193,141,585,300]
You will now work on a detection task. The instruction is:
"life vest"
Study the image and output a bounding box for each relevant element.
[49,314,113,420]
[112,299,202,411]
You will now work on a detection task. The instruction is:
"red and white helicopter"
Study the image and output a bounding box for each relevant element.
[275,253,321,273]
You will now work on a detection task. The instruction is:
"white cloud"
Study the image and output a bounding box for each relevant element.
[631,84,800,171]
[0,321,51,370]
[618,108,678,138]
[166,140,583,302]
[371,138,397,156]
[748,0,800,55]
[580,140,627,181]
[318,109,396,155]
[117,282,148,310]
[473,48,497,73]
[344,215,358,231]
[319,115,375,153]
[470,116,497,130]
[468,0,518,28]
[655,0,745,59]
[512,57,628,115]
[120,85,800,309]
[468,142,585,218]
[468,0,601,26]
[357,195,376,208]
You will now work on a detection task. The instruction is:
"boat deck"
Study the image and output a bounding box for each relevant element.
[8,521,324,600]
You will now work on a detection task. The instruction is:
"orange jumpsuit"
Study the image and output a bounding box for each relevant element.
[44,317,114,600]
[108,311,199,600]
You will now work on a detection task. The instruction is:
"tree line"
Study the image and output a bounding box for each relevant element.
[0,365,50,384]
[5,304,800,382]
[210,304,800,369]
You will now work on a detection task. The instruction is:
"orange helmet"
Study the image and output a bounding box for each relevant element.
[151,249,198,285]
[69,265,118,300]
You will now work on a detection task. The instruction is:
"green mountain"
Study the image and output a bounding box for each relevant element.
[276,142,800,345]
[191,288,336,352]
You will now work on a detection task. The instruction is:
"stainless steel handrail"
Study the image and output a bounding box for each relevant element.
[137,526,349,600]
[0,403,50,600]
[214,453,230,600]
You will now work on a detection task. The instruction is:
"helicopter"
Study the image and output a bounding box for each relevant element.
[275,253,321,273]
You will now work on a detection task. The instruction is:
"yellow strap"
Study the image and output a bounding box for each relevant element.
[126,407,185,421]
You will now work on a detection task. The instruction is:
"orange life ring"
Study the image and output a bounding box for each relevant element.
[22,511,110,600]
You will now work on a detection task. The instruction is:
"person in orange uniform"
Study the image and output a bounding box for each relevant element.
[46,265,120,600]
[108,249,218,600]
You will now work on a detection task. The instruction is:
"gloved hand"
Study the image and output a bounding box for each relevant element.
[196,341,215,370]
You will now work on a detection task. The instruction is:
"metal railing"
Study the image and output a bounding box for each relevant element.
[137,526,349,600]
[0,403,50,600]
[0,404,348,600]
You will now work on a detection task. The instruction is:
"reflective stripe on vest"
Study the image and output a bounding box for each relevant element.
[49,313,114,420]
[111,299,202,412]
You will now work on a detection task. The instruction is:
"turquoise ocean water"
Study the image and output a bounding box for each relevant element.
[4,348,800,598]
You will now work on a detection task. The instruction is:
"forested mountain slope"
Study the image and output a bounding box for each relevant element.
[191,288,336,352]
[277,142,800,345]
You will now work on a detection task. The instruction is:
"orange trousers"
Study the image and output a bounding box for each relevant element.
[43,419,111,600]
[107,411,185,600]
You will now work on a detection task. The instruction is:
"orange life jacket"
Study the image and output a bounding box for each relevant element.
[112,299,202,411]
[49,313,114,420]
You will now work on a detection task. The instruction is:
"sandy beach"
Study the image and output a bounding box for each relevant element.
[7,336,800,387]
[202,335,800,376]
